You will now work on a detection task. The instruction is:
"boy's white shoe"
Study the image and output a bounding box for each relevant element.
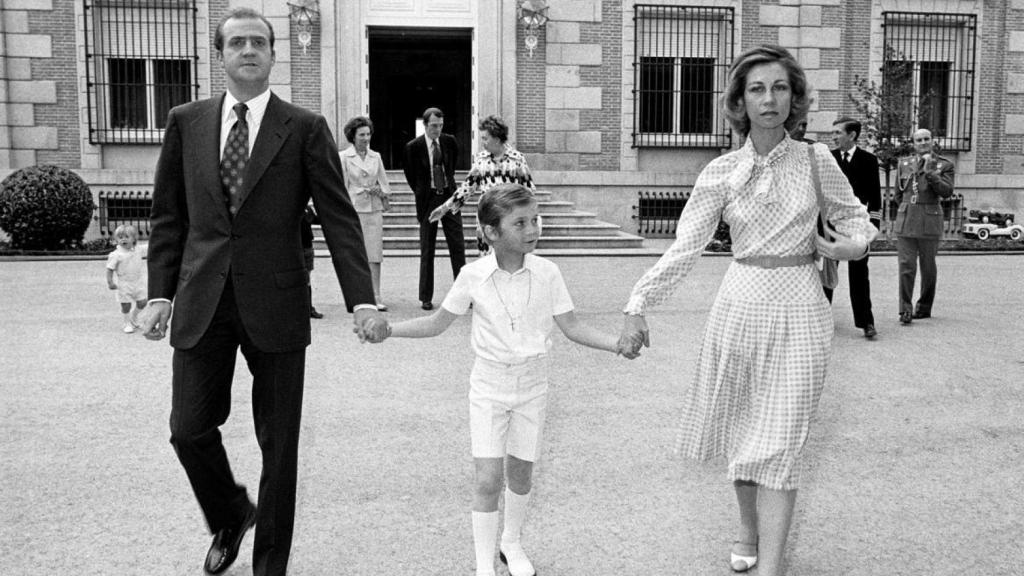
[499,543,536,576]
[122,321,135,334]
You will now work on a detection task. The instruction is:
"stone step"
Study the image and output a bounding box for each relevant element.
[379,211,598,226]
[369,200,575,214]
[314,232,644,251]
[366,222,621,238]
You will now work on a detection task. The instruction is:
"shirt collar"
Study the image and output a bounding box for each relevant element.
[478,253,537,283]
[222,89,272,125]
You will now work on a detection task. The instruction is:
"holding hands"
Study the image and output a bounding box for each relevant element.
[618,314,650,359]
[352,308,390,343]
[428,202,451,223]
[815,229,872,261]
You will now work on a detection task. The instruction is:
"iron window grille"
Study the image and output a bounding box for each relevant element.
[632,4,734,148]
[84,0,199,144]
[882,12,976,152]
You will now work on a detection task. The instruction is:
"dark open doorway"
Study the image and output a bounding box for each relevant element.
[368,27,473,171]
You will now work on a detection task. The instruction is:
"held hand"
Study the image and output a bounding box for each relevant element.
[428,203,448,223]
[108,282,117,290]
[816,231,869,261]
[142,301,171,341]
[353,308,390,344]
[616,332,644,359]
[621,314,651,354]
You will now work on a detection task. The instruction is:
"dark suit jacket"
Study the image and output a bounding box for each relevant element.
[403,133,458,223]
[893,153,955,239]
[832,147,882,226]
[149,93,375,352]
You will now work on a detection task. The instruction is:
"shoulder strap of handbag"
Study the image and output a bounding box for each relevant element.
[808,144,834,241]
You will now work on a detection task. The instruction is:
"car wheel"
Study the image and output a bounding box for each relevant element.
[978,228,990,240]
[1012,229,1022,241]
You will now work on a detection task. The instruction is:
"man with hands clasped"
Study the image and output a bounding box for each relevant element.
[893,128,955,324]
[140,8,387,576]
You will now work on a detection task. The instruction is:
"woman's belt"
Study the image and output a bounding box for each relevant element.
[734,253,815,269]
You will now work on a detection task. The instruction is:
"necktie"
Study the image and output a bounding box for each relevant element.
[842,151,851,165]
[431,139,445,192]
[220,102,249,217]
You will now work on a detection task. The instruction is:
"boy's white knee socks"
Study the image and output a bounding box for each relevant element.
[500,488,531,545]
[471,510,499,576]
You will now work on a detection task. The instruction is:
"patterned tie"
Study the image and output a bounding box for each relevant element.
[220,102,249,217]
[842,151,851,165]
[431,139,445,192]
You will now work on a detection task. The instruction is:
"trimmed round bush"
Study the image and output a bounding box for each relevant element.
[0,165,95,250]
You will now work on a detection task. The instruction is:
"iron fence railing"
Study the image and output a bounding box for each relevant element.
[96,189,153,238]
[634,191,966,241]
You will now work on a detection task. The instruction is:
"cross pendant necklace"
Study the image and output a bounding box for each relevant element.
[492,274,531,332]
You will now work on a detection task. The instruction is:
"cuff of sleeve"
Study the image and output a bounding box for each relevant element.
[623,296,646,316]
[353,303,378,312]
[149,298,172,305]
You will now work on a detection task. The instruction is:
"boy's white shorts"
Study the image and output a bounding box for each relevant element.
[116,280,147,303]
[469,356,549,462]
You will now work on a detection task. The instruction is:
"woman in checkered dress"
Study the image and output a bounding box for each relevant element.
[621,46,876,576]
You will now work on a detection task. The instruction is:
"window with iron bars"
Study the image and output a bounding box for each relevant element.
[84,0,199,144]
[632,4,734,148]
[882,12,976,152]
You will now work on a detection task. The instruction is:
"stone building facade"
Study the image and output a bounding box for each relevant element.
[1,0,1022,240]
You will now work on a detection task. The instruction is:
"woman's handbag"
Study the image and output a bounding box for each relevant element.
[808,146,840,290]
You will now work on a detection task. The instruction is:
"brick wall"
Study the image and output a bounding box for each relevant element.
[30,0,78,168]
[290,24,322,113]
[516,23,547,153]
[578,0,622,170]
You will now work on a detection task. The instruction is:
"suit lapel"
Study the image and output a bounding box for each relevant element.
[238,93,290,209]
[190,95,230,218]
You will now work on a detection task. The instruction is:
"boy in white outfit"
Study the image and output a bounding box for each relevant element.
[382,184,641,576]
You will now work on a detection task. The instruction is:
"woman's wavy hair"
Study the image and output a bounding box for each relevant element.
[478,115,509,144]
[343,116,373,145]
[721,45,811,136]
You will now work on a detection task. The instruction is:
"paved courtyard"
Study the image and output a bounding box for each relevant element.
[1,252,1022,575]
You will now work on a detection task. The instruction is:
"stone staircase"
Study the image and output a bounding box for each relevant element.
[314,171,645,254]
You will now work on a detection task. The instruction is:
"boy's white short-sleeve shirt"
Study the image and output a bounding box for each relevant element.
[443,253,573,364]
[106,246,146,282]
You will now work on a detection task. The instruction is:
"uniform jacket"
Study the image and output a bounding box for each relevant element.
[403,133,459,223]
[831,147,882,226]
[893,152,955,239]
[148,92,375,352]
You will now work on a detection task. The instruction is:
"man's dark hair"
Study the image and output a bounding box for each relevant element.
[214,8,275,53]
[833,116,862,141]
[421,108,444,124]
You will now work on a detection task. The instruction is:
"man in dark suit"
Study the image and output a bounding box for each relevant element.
[830,117,882,338]
[894,128,955,324]
[141,8,388,575]
[403,107,465,310]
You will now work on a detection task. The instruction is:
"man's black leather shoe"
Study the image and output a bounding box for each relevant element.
[205,504,256,575]
[912,310,930,319]
[863,324,877,338]
[421,301,433,311]
[899,312,912,325]
[310,307,324,319]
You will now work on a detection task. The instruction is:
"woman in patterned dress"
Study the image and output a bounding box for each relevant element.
[428,115,535,252]
[340,116,391,310]
[619,45,876,576]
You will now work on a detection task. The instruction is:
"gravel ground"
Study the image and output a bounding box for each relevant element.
[1,253,1022,576]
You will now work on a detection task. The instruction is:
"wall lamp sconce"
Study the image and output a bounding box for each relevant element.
[517,0,549,58]
[287,0,320,55]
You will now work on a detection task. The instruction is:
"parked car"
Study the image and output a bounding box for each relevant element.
[963,221,1024,241]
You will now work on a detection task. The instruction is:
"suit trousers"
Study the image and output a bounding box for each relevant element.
[418,193,466,303]
[169,278,305,576]
[847,255,874,327]
[897,236,939,315]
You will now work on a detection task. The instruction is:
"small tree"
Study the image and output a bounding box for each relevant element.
[848,48,936,236]
[0,165,95,250]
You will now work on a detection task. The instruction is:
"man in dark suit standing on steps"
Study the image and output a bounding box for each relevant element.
[142,8,388,575]
[403,107,465,310]
[830,117,882,338]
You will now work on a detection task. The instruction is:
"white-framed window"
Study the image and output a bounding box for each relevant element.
[84,0,199,144]
[632,4,734,148]
[882,12,976,151]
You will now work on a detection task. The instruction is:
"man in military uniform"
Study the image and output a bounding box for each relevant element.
[894,128,955,324]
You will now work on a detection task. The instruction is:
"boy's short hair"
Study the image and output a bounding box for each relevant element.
[478,183,535,230]
[833,116,862,141]
[113,224,138,244]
